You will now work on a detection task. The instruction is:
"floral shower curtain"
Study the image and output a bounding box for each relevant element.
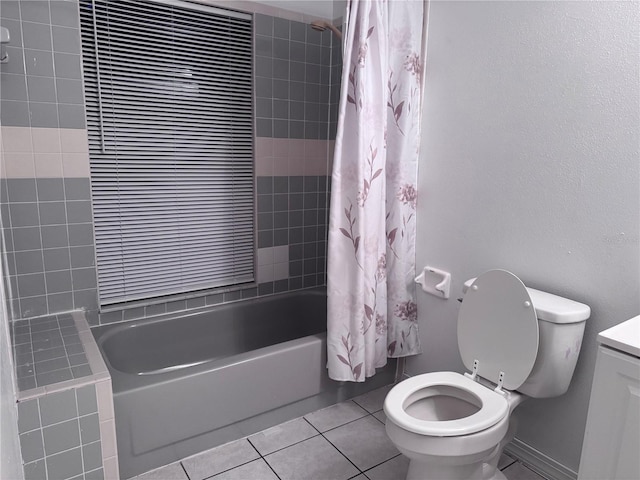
[327,0,428,381]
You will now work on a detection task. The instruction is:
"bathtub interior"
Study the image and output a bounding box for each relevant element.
[94,289,327,376]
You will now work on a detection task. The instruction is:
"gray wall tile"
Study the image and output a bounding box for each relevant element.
[41,225,69,248]
[43,418,80,455]
[45,269,72,293]
[58,103,86,128]
[52,25,80,54]
[256,118,272,137]
[35,356,70,374]
[17,399,41,433]
[20,1,51,24]
[66,200,92,223]
[29,101,59,128]
[290,21,305,43]
[254,14,272,36]
[0,1,22,20]
[68,353,87,367]
[71,267,96,289]
[17,376,36,390]
[23,459,46,480]
[79,414,100,444]
[24,49,53,77]
[76,385,98,416]
[0,100,30,126]
[56,78,83,104]
[64,178,91,201]
[273,38,289,60]
[15,250,44,274]
[50,0,80,28]
[70,245,94,268]
[290,121,304,138]
[82,441,102,472]
[39,201,67,225]
[19,430,44,462]
[43,247,71,271]
[1,73,28,101]
[27,75,57,102]
[36,367,73,385]
[17,272,46,296]
[68,223,93,246]
[37,178,65,202]
[22,21,52,50]
[38,385,77,426]
[273,17,289,39]
[71,364,91,378]
[46,446,83,480]
[20,295,48,317]
[123,306,144,320]
[47,292,73,312]
[53,52,82,80]
[7,178,37,202]
[73,288,97,310]
[255,56,272,78]
[85,467,104,480]
[273,119,288,138]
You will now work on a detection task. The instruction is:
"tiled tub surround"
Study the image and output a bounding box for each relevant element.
[92,287,396,479]
[0,0,86,130]
[0,126,96,320]
[254,14,337,140]
[16,310,118,480]
[12,312,93,391]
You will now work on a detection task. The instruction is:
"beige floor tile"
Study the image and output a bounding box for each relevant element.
[181,439,259,480]
[304,401,368,432]
[324,415,399,471]
[265,435,359,480]
[248,417,318,455]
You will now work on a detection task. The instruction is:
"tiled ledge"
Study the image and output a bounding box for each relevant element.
[15,310,119,480]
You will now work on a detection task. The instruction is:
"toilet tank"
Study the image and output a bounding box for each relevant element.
[463,280,591,398]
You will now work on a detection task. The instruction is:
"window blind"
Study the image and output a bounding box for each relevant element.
[80,0,255,307]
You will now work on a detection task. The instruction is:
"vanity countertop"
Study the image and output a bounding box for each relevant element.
[598,315,640,358]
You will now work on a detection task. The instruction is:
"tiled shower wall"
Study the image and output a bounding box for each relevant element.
[1,1,340,325]
[0,0,95,321]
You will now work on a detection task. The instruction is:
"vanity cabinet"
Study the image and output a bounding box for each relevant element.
[578,316,640,480]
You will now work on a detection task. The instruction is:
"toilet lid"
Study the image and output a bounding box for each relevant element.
[458,270,539,391]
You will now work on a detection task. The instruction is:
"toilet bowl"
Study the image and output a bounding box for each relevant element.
[384,270,591,480]
[385,372,516,480]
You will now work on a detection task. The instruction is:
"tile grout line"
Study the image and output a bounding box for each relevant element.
[246,437,283,480]
[360,452,403,476]
[179,461,191,480]
[302,417,365,477]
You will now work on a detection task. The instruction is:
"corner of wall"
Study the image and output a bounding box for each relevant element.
[0,253,24,480]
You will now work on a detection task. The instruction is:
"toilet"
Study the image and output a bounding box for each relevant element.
[384,270,590,480]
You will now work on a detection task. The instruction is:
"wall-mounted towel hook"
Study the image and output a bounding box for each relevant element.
[1,26,10,64]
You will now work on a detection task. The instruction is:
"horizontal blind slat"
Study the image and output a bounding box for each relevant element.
[81,0,255,308]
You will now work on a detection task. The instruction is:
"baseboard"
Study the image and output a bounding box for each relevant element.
[505,438,578,480]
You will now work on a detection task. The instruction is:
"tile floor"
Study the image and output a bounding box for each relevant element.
[132,386,547,480]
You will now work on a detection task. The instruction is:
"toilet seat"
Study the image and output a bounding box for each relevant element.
[384,372,509,437]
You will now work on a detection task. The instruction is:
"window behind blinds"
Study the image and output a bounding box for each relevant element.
[80,0,255,307]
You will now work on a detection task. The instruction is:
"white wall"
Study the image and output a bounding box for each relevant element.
[0,258,23,480]
[410,0,639,473]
